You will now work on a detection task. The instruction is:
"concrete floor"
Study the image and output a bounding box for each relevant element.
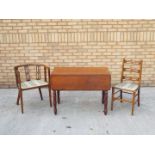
[0,87,155,135]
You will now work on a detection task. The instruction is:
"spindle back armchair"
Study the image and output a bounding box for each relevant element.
[14,64,52,113]
[111,58,143,115]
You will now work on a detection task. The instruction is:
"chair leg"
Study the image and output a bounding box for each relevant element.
[16,90,20,105]
[20,90,24,114]
[138,88,140,107]
[120,90,123,102]
[49,86,52,107]
[131,92,135,115]
[111,87,114,111]
[38,88,43,100]
[57,90,60,104]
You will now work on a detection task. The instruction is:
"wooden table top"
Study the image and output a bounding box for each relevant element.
[51,67,111,91]
[52,67,110,76]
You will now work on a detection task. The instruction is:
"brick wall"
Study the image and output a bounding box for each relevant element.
[0,19,155,87]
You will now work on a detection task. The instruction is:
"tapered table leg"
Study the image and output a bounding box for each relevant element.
[57,90,60,104]
[102,91,105,104]
[104,91,108,115]
[49,87,52,107]
[53,90,57,115]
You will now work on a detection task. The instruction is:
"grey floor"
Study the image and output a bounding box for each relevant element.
[0,87,155,135]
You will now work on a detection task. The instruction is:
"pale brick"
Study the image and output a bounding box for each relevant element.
[0,19,155,87]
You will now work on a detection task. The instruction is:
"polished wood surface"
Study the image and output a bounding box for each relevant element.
[52,67,110,75]
[51,67,111,115]
[51,67,111,90]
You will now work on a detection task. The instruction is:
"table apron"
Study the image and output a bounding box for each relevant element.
[51,75,111,90]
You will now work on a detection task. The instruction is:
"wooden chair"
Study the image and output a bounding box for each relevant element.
[14,64,52,113]
[111,58,143,115]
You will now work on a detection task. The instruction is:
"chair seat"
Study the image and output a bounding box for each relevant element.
[114,82,139,91]
[21,80,48,89]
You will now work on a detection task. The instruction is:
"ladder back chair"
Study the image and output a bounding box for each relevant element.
[14,64,52,113]
[111,58,143,115]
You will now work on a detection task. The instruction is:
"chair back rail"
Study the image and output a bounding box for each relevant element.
[14,64,50,88]
[121,58,143,85]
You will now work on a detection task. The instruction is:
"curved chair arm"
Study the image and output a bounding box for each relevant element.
[14,63,51,84]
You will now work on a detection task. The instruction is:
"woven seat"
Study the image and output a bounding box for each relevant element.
[21,80,48,89]
[115,82,139,92]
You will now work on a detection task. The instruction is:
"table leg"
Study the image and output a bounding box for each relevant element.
[102,91,105,104]
[53,90,57,115]
[57,90,60,104]
[104,91,108,115]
